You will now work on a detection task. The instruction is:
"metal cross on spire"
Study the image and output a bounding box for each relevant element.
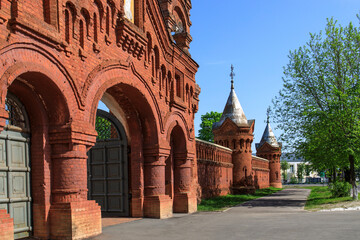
[266,106,271,123]
[230,64,235,90]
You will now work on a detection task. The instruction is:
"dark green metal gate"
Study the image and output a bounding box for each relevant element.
[88,109,129,216]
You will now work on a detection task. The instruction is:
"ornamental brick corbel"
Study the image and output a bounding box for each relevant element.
[49,120,97,150]
[116,18,147,60]
[143,145,171,159]
[173,32,192,55]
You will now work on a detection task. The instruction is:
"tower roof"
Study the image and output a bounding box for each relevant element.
[256,115,279,149]
[213,65,248,129]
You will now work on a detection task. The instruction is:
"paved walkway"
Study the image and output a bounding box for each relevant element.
[88,188,360,240]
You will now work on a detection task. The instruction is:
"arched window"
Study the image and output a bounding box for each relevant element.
[79,20,84,48]
[151,55,155,77]
[124,0,134,23]
[65,2,76,44]
[153,46,160,79]
[240,139,244,149]
[106,6,110,35]
[94,0,104,32]
[185,84,189,106]
[5,93,30,131]
[167,71,172,97]
[93,13,98,43]
[160,65,166,92]
[190,86,193,106]
[146,33,152,63]
[43,0,57,26]
[65,9,70,43]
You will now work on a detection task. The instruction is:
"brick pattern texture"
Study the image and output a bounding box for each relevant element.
[0,210,14,240]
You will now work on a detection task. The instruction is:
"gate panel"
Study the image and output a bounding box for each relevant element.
[88,110,129,216]
[0,94,32,239]
[0,131,31,239]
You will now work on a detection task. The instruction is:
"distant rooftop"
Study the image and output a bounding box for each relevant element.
[281,153,303,163]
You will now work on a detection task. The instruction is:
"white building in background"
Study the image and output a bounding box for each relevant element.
[281,154,325,183]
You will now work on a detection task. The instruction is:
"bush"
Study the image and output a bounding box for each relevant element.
[290,175,298,184]
[329,181,351,198]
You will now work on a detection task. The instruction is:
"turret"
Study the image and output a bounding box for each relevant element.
[213,65,255,193]
[255,109,282,188]
[158,0,193,55]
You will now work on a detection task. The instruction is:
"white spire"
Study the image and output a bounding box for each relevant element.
[213,65,248,129]
[257,109,279,148]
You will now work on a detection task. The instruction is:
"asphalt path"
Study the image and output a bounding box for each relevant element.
[88,188,360,240]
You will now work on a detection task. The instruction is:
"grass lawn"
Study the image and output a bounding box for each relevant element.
[303,186,353,210]
[197,187,282,212]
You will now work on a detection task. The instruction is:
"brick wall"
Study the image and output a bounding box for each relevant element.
[196,139,233,198]
[196,140,274,199]
[252,156,270,189]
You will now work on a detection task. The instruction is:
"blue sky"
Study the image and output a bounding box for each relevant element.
[190,0,360,151]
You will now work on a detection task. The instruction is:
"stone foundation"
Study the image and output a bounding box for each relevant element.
[49,201,101,240]
[173,193,197,213]
[144,195,173,219]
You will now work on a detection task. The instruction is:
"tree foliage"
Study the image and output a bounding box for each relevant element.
[304,164,312,177]
[281,160,290,182]
[198,111,222,142]
[272,17,360,199]
[95,116,112,140]
[297,163,305,182]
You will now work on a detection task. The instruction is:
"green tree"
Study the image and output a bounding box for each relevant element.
[304,164,312,177]
[198,111,222,142]
[281,160,290,183]
[95,116,112,140]
[297,163,305,183]
[272,17,360,199]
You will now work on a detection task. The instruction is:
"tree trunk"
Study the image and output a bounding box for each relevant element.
[344,168,351,183]
[349,155,358,200]
[332,167,337,183]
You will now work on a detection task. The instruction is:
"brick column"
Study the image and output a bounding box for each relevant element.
[143,148,172,218]
[173,153,197,213]
[269,154,282,188]
[48,125,101,240]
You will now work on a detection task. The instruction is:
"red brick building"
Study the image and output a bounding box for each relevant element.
[197,66,282,198]
[0,0,199,239]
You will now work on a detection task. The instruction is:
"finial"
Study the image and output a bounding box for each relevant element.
[266,106,271,123]
[230,64,235,90]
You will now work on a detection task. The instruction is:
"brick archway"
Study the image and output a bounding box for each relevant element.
[87,68,171,218]
[6,73,71,239]
[164,114,197,214]
[0,59,101,239]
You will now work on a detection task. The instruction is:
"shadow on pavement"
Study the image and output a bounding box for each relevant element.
[236,189,308,209]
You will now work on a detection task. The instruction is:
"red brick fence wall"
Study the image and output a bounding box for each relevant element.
[196,139,233,198]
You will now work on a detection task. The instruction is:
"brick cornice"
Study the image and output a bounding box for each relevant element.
[49,121,97,147]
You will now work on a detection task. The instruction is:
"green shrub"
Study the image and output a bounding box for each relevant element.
[290,175,298,184]
[329,181,351,197]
